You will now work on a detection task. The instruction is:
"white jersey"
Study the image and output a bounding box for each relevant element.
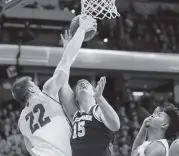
[137,139,169,156]
[18,92,72,156]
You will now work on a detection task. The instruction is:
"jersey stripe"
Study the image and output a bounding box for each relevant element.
[73,111,79,120]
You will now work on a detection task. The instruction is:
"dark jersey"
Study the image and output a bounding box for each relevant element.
[71,105,114,156]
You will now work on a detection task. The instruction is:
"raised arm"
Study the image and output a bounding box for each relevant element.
[42,15,97,101]
[94,77,120,132]
[131,117,150,156]
[58,18,97,122]
[57,30,78,122]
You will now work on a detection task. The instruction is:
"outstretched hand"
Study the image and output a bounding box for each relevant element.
[94,77,106,100]
[79,15,97,32]
[60,29,72,48]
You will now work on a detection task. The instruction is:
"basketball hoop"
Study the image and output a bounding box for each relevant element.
[81,0,120,20]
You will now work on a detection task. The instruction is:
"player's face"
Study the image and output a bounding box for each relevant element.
[148,111,170,130]
[76,79,94,99]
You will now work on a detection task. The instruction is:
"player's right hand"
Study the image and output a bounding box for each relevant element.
[79,15,97,32]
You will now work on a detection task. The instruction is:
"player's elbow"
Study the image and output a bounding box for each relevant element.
[109,115,120,132]
[113,119,120,132]
[45,72,68,95]
[56,71,68,86]
[54,65,69,77]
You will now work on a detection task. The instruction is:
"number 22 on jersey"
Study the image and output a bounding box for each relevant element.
[25,104,51,134]
[72,121,86,139]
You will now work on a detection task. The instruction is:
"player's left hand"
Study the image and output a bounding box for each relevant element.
[94,76,106,100]
[60,29,72,48]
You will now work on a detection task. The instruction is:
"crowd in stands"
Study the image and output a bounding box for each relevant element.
[119,8,179,53]
[112,104,139,156]
[0,0,178,54]
[0,102,29,156]
[86,7,179,53]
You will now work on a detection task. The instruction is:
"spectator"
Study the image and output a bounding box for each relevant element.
[119,144,130,156]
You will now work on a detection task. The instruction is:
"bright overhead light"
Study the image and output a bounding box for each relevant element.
[71,9,75,13]
[104,38,108,43]
[132,92,144,96]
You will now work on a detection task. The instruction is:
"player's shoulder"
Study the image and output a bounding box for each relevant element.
[151,141,166,149]
[18,105,32,124]
[19,106,28,117]
[18,109,27,133]
[171,139,179,145]
[27,94,50,107]
[170,139,179,152]
[18,107,27,120]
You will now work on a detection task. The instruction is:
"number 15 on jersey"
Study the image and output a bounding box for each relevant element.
[72,121,86,139]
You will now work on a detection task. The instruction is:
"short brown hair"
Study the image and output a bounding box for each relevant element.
[164,104,179,140]
[11,76,32,104]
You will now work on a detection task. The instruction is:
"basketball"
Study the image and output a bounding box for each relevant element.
[70,15,97,42]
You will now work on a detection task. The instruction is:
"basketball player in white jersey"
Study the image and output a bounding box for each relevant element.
[131,104,179,156]
[11,15,97,156]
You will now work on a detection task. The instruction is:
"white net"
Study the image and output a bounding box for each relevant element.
[81,0,120,20]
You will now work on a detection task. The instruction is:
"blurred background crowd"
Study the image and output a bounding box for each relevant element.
[0,0,178,53]
[0,101,29,156]
[0,0,178,156]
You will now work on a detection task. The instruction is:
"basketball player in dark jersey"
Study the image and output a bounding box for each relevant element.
[57,18,120,156]
[59,76,120,156]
